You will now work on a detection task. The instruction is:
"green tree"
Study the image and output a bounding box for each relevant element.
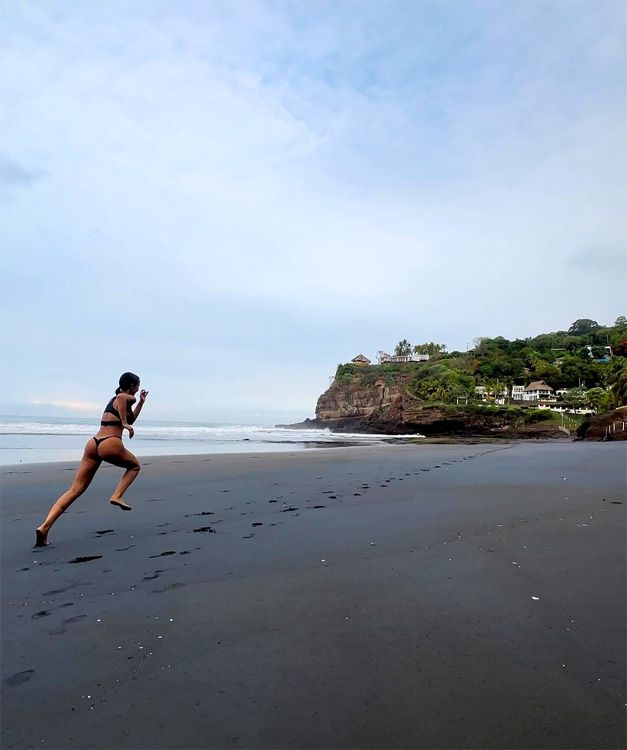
[590,346,608,359]
[612,339,627,357]
[615,315,626,326]
[560,355,597,388]
[394,339,412,356]
[413,342,447,356]
[585,387,612,413]
[609,362,627,407]
[568,319,600,335]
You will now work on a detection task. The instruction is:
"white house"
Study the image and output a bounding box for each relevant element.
[377,351,430,364]
[511,385,525,401]
[475,385,507,404]
[523,380,554,401]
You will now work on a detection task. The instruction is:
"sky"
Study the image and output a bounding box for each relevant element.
[1,0,625,423]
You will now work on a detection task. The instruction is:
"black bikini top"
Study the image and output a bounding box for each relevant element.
[101,397,134,427]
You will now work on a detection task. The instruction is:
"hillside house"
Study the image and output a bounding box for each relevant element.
[377,351,430,364]
[511,385,525,401]
[586,345,613,363]
[523,380,554,401]
[475,386,508,404]
[351,354,371,366]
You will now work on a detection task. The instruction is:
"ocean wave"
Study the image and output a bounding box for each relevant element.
[0,420,421,444]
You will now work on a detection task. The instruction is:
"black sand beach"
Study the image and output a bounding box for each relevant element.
[1,442,625,749]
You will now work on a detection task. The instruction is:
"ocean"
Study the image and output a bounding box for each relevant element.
[0,415,422,466]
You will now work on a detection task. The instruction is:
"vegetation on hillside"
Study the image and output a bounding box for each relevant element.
[336,317,627,414]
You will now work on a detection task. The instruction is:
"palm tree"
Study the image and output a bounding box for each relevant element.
[609,363,627,408]
[394,339,412,356]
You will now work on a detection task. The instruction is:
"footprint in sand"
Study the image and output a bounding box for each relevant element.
[151,582,186,593]
[143,570,165,581]
[64,615,87,624]
[4,670,35,687]
[149,551,176,558]
[115,545,135,552]
[193,527,216,534]
[31,610,51,620]
[68,556,103,564]
[47,614,87,635]
[42,583,91,596]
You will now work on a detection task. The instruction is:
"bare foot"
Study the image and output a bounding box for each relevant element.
[110,499,132,511]
[35,528,49,547]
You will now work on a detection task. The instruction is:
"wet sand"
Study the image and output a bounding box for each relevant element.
[1,442,625,749]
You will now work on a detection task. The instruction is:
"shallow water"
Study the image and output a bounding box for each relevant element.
[0,415,423,465]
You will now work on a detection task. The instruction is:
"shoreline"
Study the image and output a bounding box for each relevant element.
[0,436,576,471]
[2,442,624,749]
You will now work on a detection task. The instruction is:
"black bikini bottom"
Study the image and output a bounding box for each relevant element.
[93,436,119,448]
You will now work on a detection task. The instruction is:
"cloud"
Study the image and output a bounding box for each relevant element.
[0,158,46,199]
[28,398,100,412]
[1,1,625,418]
[0,158,43,185]
[567,248,626,276]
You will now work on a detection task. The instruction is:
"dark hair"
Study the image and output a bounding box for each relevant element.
[115,372,140,394]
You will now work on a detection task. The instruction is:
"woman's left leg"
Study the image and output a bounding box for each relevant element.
[35,443,102,546]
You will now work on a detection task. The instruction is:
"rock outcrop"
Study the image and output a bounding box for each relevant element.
[576,407,627,441]
[283,374,570,439]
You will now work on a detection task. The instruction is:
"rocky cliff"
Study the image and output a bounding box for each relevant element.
[288,372,569,439]
[576,407,627,441]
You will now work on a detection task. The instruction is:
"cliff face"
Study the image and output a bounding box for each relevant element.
[316,377,405,421]
[576,407,627,441]
[306,375,568,439]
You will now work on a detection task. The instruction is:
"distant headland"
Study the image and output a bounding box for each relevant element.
[280,317,627,441]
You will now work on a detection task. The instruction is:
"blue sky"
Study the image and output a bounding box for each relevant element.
[1,0,625,422]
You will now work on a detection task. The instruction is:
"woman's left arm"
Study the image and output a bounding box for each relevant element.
[131,389,149,423]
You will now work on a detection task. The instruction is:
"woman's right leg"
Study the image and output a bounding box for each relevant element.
[96,439,141,510]
[35,440,102,545]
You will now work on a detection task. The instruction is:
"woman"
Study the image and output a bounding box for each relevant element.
[35,372,149,547]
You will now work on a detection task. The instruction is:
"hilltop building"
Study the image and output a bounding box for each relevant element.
[377,351,430,364]
[351,354,371,366]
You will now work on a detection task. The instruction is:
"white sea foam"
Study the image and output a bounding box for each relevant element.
[0,419,412,444]
[0,416,424,465]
